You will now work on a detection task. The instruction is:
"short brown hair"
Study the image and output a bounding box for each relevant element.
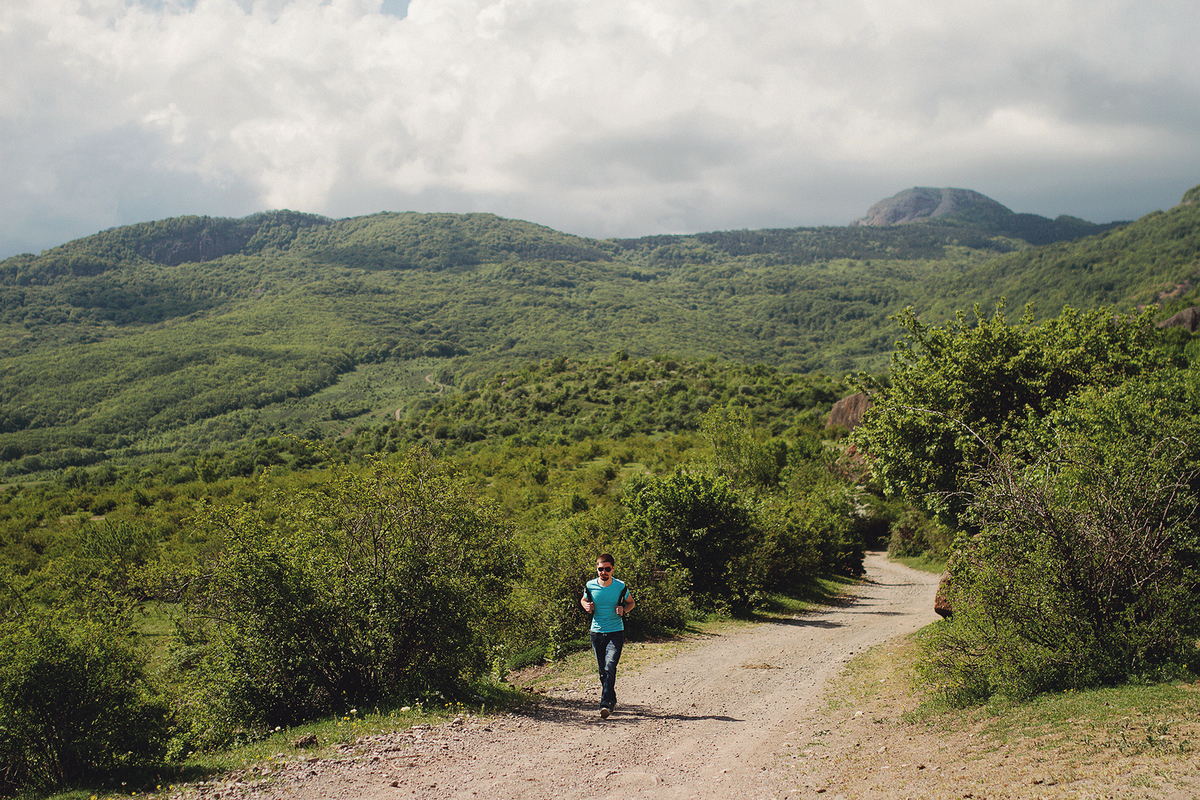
[597,553,615,566]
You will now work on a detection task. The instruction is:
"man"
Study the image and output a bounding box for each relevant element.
[581,553,635,719]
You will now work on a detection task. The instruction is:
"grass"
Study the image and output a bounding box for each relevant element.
[890,552,947,574]
[972,681,1200,757]
[896,629,1199,766]
[753,574,861,619]
[809,626,1200,797]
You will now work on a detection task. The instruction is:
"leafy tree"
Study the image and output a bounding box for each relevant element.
[854,303,1166,527]
[701,405,787,489]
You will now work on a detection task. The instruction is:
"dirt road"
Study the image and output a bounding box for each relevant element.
[223,553,940,800]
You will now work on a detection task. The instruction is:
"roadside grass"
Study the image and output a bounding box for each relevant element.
[900,625,1200,756]
[821,626,1200,794]
[964,681,1198,758]
[753,574,861,619]
[890,552,947,574]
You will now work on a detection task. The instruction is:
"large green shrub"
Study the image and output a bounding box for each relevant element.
[179,449,516,742]
[625,469,761,609]
[854,304,1165,529]
[921,435,1200,703]
[518,506,690,663]
[0,612,170,794]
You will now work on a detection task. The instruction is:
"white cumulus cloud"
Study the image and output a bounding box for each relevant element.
[1,0,1198,256]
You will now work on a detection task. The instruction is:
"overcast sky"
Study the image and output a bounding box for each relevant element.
[3,0,1198,258]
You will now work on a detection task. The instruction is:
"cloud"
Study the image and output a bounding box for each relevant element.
[1,0,1198,256]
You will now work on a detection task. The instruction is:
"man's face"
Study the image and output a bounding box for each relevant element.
[596,560,613,577]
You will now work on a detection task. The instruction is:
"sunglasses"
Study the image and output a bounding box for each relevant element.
[597,566,612,572]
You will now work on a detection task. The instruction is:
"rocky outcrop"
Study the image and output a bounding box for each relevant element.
[850,187,1120,245]
[1157,306,1200,332]
[934,571,953,618]
[137,225,256,266]
[851,187,1011,227]
[827,392,872,430]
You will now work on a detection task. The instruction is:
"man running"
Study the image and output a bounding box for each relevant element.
[581,553,635,719]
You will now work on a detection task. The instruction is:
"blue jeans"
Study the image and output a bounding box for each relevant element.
[590,631,625,710]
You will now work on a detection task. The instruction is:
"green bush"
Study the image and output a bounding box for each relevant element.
[518,506,690,663]
[178,449,516,743]
[0,612,170,794]
[921,437,1200,703]
[625,469,761,609]
[886,506,951,560]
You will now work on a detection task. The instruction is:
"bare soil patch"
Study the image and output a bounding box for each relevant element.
[164,554,1199,800]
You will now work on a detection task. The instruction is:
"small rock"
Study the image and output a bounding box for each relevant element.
[293,733,319,748]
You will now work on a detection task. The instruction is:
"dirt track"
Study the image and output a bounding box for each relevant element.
[202,553,940,800]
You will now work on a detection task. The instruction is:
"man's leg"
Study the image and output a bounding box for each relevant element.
[599,632,624,711]
[590,632,607,711]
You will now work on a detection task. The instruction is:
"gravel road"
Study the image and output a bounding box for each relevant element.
[209,552,940,800]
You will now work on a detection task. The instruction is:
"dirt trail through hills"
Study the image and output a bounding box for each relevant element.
[186,554,940,800]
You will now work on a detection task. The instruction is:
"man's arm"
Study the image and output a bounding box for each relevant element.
[616,592,635,616]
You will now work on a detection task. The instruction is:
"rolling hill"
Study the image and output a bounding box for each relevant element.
[0,183,1197,475]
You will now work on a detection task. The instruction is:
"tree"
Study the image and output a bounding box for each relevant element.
[700,405,787,489]
[854,303,1165,527]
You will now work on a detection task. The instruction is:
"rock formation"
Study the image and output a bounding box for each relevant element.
[851,187,1011,227]
[1157,306,1200,332]
[827,392,872,430]
[934,571,953,618]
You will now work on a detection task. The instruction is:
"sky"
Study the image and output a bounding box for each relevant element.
[3,0,1199,259]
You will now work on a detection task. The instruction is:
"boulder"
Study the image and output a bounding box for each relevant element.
[827,392,872,430]
[1157,306,1200,332]
[934,570,953,618]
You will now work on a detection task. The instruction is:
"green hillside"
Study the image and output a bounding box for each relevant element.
[2,184,1199,796]
[0,185,1198,476]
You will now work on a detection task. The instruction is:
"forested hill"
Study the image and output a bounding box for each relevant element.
[0,183,1197,476]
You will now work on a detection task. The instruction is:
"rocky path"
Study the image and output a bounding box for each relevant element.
[213,553,940,800]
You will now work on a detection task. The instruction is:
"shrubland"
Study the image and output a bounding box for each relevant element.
[3,184,1200,795]
[854,303,1200,704]
[2,186,1199,480]
[0,356,870,796]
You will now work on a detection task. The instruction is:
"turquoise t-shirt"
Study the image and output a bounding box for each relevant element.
[586,578,630,633]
